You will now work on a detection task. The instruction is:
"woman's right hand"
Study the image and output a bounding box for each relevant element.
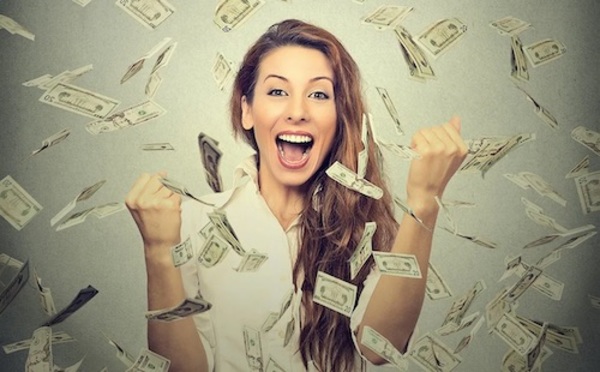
[125,172,182,256]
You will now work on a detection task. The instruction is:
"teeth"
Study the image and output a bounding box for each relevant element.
[278,134,312,144]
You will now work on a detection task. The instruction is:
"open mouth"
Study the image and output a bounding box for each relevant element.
[276,133,314,165]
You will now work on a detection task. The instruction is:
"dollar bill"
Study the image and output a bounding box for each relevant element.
[265,357,286,372]
[37,64,94,91]
[426,263,452,300]
[0,256,29,315]
[531,271,563,301]
[198,132,224,193]
[207,210,245,255]
[86,100,165,134]
[212,52,234,90]
[499,255,522,282]
[409,334,462,372]
[485,288,514,330]
[150,41,177,75]
[417,18,468,58]
[522,223,595,249]
[234,249,269,272]
[440,280,486,331]
[243,326,264,371]
[565,155,589,179]
[516,86,558,129]
[460,133,535,176]
[516,316,580,354]
[524,39,567,68]
[507,172,567,206]
[502,346,553,372]
[571,126,600,156]
[349,221,376,280]
[171,237,193,267]
[394,25,436,80]
[438,311,481,336]
[72,0,93,7]
[103,334,135,367]
[214,0,265,32]
[534,249,561,269]
[145,297,212,321]
[440,226,497,249]
[394,197,432,231]
[22,73,53,88]
[0,14,35,40]
[357,113,371,179]
[435,196,458,234]
[520,197,567,232]
[25,327,52,372]
[510,36,529,82]
[115,0,175,30]
[121,37,172,84]
[126,348,171,372]
[554,230,596,251]
[574,170,600,214]
[3,331,74,354]
[361,326,408,370]
[141,143,174,151]
[282,315,295,347]
[28,128,71,158]
[507,319,549,370]
[198,233,230,267]
[589,294,600,310]
[144,71,162,98]
[33,268,57,315]
[490,16,531,36]
[51,179,106,226]
[0,175,43,231]
[42,285,99,327]
[494,312,537,356]
[56,202,125,231]
[40,82,119,119]
[373,251,421,278]
[375,87,404,135]
[453,315,484,354]
[360,5,413,31]
[500,264,542,303]
[326,161,383,199]
[378,141,420,160]
[158,177,213,205]
[260,290,293,333]
[313,271,357,317]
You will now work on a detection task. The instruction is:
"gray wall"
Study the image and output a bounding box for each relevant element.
[1,0,599,370]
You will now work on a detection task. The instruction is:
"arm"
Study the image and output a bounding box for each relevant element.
[357,117,468,364]
[126,172,209,372]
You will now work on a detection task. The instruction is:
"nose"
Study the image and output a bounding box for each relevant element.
[286,96,309,123]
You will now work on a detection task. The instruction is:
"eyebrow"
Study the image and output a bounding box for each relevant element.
[263,74,334,85]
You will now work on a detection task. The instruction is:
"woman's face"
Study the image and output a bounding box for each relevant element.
[242,45,337,190]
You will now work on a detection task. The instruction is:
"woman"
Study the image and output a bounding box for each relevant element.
[126,19,467,371]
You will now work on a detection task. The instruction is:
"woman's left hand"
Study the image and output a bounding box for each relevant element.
[406,116,468,209]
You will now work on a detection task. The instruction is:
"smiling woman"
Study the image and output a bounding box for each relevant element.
[125,18,467,372]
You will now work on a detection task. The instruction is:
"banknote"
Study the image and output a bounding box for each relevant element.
[485,288,513,330]
[313,270,357,317]
[417,18,468,58]
[571,126,600,156]
[25,327,53,372]
[127,348,171,372]
[534,250,561,269]
[0,14,35,40]
[513,171,566,206]
[522,224,595,249]
[378,141,420,160]
[51,179,106,226]
[282,315,295,347]
[516,86,558,129]
[265,357,286,372]
[426,263,452,300]
[520,197,567,232]
[260,290,292,333]
[198,233,230,268]
[453,315,484,354]
[494,313,537,356]
[361,5,413,31]
[56,202,125,231]
[0,175,43,231]
[438,311,481,336]
[243,326,264,371]
[160,177,214,206]
[42,285,99,327]
[22,73,53,88]
[212,52,234,90]
[440,226,497,249]
[409,334,462,372]
[86,100,165,134]
[0,256,29,314]
[34,268,57,315]
[198,132,224,193]
[357,113,371,179]
[460,133,535,176]
[38,64,94,91]
[375,87,404,135]
[121,37,172,84]
[234,249,269,272]
[28,128,71,158]
[565,155,589,179]
[144,71,162,98]
[103,334,135,367]
[394,25,435,80]
[500,265,542,303]
[214,0,265,32]
[502,346,553,372]
[524,39,567,67]
[145,297,212,321]
[435,196,457,234]
[2,331,74,354]
[440,280,486,331]
[141,143,174,151]
[589,294,600,310]
[326,161,383,199]
[40,82,119,119]
[207,210,245,255]
[394,197,431,231]
[574,170,600,214]
[171,237,193,267]
[513,262,565,300]
[361,326,408,370]
[116,0,175,30]
[72,0,93,6]
[150,41,177,75]
[373,251,421,278]
[490,16,531,36]
[510,36,529,81]
[349,221,376,280]
[499,255,522,282]
[517,316,581,354]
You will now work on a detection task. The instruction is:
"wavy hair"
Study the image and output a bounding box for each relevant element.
[231,19,398,371]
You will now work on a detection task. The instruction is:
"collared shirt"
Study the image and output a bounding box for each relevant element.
[179,156,384,371]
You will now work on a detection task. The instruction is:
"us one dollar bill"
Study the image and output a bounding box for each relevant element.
[3,330,74,354]
[171,237,193,267]
[348,221,376,280]
[121,37,172,84]
[510,36,529,82]
[494,312,537,356]
[409,333,462,372]
[56,202,125,231]
[207,210,245,255]
[373,251,422,278]
[524,38,567,67]
[313,270,357,317]
[160,177,214,206]
[243,326,264,371]
[234,249,268,272]
[565,155,589,179]
[212,52,234,90]
[394,25,435,80]
[417,18,468,58]
[145,297,212,321]
[375,87,404,135]
[361,326,408,370]
[440,280,486,331]
[0,255,29,315]
[571,126,600,156]
[198,233,230,268]
[501,264,542,304]
[490,16,531,36]
[0,14,35,40]
[214,0,264,32]
[425,263,452,300]
[126,348,171,372]
[40,82,120,119]
[86,100,166,134]
[116,0,175,30]
[28,128,71,158]
[460,133,535,176]
[198,132,224,193]
[51,179,106,226]
[25,327,53,372]
[326,161,383,199]
[360,5,413,31]
[574,170,600,214]
[0,175,43,231]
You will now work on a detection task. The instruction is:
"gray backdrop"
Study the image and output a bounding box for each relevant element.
[1,0,599,371]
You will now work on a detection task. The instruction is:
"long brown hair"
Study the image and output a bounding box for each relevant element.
[231,19,398,371]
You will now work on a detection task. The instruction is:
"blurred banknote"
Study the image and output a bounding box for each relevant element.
[141,143,174,151]
[36,64,94,91]
[409,334,462,372]
[0,254,29,314]
[500,264,542,303]
[3,330,74,354]
[417,18,468,58]
[505,171,566,206]
[313,270,357,317]
[494,313,537,356]
[234,249,269,272]
[0,14,34,40]
[103,334,135,367]
[349,222,376,280]
[361,326,408,370]
[145,297,212,321]
[522,224,595,249]
[490,16,531,36]
[440,280,486,332]
[121,37,172,84]
[115,0,175,30]
[198,233,230,268]
[40,82,120,119]
[198,133,224,193]
[208,210,245,255]
[524,39,566,67]
[56,202,125,231]
[460,133,535,176]
[326,161,383,199]
[565,155,589,179]
[589,294,600,310]
[426,263,452,300]
[25,327,52,372]
[361,5,413,31]
[0,175,42,230]
[453,315,484,354]
[214,0,264,32]
[127,348,171,372]
[72,0,93,6]
[571,126,600,156]
[42,285,99,327]
[86,100,165,134]
[146,41,177,98]
[394,197,431,231]
[33,268,57,316]
[51,179,106,226]
[28,128,70,159]
[510,36,529,82]
[375,87,404,135]
[394,25,435,80]
[212,52,234,90]
[373,251,421,278]
[516,86,557,129]
[520,197,567,232]
[161,177,214,206]
[574,170,600,214]
[378,141,420,160]
[171,237,193,267]
[243,326,264,371]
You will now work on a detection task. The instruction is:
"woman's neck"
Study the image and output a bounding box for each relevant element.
[258,174,305,230]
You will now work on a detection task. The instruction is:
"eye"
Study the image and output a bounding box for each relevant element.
[268,89,287,96]
[309,91,330,100]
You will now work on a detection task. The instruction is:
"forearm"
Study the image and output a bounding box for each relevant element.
[146,247,208,372]
[358,200,439,364]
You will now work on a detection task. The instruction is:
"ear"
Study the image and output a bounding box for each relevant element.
[241,96,254,130]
